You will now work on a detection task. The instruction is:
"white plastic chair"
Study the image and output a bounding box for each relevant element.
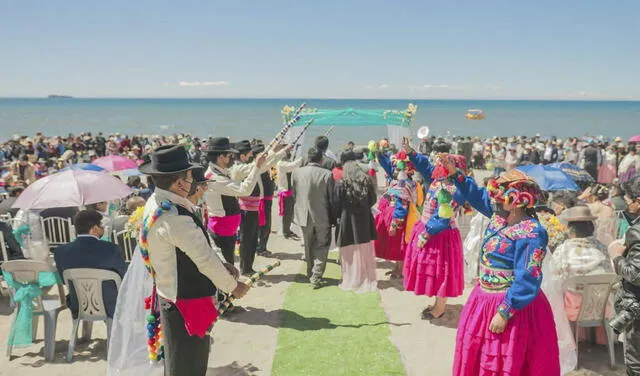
[62,268,122,362]
[1,260,66,361]
[566,273,618,369]
[112,230,136,262]
[41,216,75,251]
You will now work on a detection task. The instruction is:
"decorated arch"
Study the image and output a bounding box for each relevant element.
[281,104,418,154]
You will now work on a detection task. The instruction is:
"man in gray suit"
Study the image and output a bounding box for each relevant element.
[292,147,335,288]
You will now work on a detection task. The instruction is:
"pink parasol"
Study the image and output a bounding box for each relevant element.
[92,155,139,172]
[12,170,133,209]
[629,135,640,143]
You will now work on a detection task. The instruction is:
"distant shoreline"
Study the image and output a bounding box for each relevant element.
[1,97,639,103]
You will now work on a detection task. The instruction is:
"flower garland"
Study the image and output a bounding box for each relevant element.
[139,201,173,362]
[124,206,145,239]
[537,211,567,252]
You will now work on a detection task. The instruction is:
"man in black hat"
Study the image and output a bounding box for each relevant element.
[203,137,263,265]
[230,140,289,275]
[0,186,23,218]
[139,144,250,376]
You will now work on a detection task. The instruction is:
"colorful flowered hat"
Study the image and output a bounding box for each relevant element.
[430,153,467,181]
[486,170,543,208]
[390,149,415,174]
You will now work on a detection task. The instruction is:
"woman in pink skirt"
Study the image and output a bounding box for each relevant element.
[405,141,466,319]
[451,168,560,376]
[374,149,423,277]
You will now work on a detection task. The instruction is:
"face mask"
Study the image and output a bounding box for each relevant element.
[493,201,510,219]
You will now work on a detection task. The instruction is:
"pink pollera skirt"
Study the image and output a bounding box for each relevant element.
[374,197,406,262]
[403,221,464,297]
[453,286,560,376]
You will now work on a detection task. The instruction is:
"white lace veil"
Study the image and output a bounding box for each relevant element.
[541,252,578,374]
[107,246,163,376]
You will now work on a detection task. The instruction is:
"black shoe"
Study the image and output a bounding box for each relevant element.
[257,249,273,257]
[285,233,300,241]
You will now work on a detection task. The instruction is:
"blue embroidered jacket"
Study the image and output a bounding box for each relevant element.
[408,151,465,238]
[453,173,549,319]
[378,152,412,226]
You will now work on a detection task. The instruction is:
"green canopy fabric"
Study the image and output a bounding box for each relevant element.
[283,104,417,128]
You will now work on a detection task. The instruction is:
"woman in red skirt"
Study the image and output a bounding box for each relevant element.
[450,167,560,376]
[374,149,423,278]
[404,141,466,319]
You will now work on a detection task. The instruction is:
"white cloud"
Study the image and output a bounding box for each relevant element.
[178,81,229,87]
[409,84,467,90]
[364,83,389,90]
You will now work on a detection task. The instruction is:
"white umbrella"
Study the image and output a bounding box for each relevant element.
[12,170,133,209]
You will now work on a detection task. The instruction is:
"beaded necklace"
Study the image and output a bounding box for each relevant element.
[139,200,172,362]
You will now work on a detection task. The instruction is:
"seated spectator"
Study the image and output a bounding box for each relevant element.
[111,196,146,234]
[54,210,127,318]
[0,221,24,262]
[551,205,612,321]
[609,183,628,212]
[86,201,113,231]
[0,186,24,218]
[549,190,579,218]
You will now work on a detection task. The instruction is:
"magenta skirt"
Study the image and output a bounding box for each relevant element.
[374,198,406,262]
[453,286,560,376]
[403,221,464,297]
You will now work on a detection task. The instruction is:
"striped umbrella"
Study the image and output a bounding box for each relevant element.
[549,162,595,183]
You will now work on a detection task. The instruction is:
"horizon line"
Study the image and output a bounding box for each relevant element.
[1,96,639,102]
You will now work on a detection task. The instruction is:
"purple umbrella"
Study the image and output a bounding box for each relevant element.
[12,170,133,209]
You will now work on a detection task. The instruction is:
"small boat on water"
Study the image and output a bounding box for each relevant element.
[466,109,485,120]
[47,94,73,99]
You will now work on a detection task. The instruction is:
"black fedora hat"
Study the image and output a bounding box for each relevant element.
[191,166,208,183]
[233,140,252,154]
[251,143,265,154]
[139,144,200,175]
[207,137,238,154]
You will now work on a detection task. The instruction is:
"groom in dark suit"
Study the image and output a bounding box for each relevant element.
[54,210,127,318]
[292,147,335,289]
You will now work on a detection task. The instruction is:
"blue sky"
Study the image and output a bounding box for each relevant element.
[1,1,639,99]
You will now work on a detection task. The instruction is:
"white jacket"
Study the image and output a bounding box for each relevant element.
[204,163,261,217]
[143,188,238,300]
[276,157,302,192]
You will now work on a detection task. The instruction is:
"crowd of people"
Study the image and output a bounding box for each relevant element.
[420,134,640,184]
[1,129,640,376]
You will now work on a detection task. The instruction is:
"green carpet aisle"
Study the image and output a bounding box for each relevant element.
[271,254,405,376]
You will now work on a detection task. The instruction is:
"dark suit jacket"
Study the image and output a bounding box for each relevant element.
[0,221,24,261]
[0,197,19,217]
[54,236,127,318]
